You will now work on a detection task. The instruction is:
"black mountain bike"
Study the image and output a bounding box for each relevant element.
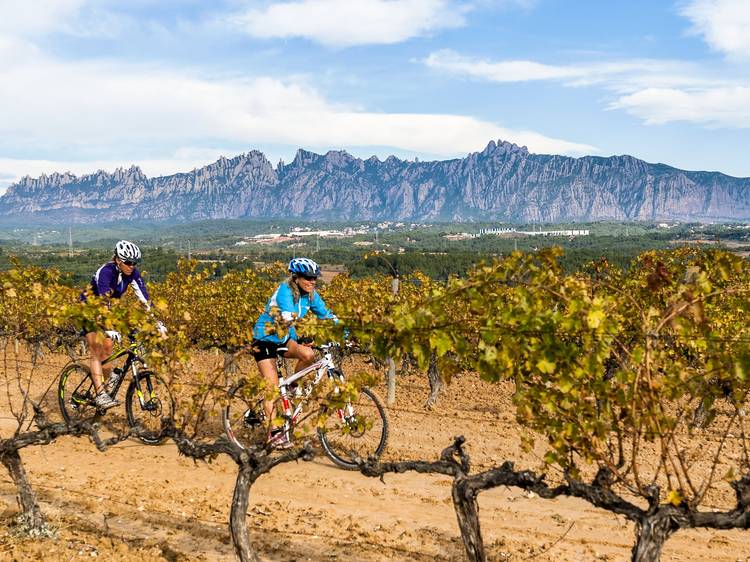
[58,341,172,444]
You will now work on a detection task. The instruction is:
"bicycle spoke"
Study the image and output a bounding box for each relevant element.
[125,370,173,445]
[318,387,389,469]
[223,382,269,451]
[58,363,98,425]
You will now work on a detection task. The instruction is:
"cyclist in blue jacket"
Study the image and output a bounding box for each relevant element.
[252,257,337,447]
[80,240,165,410]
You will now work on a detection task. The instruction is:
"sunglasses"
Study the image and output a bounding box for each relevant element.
[300,275,318,281]
[121,259,139,266]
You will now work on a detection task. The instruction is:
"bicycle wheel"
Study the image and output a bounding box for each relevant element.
[125,370,173,445]
[318,387,389,470]
[223,380,269,451]
[58,362,99,425]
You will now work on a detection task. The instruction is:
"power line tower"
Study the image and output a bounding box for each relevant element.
[68,227,73,257]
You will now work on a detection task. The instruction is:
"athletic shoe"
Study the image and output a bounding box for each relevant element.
[104,369,124,395]
[94,392,119,410]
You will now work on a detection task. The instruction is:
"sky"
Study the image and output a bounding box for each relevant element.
[0,0,749,193]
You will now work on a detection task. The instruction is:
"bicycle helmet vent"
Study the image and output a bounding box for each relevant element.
[115,240,141,263]
[288,257,321,277]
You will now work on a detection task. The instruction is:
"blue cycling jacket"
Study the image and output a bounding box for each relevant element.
[253,282,336,343]
[80,262,151,309]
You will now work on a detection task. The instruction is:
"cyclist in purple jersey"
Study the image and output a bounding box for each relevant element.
[85,262,150,305]
[81,240,165,410]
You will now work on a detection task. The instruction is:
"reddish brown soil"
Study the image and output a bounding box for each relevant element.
[3,353,750,561]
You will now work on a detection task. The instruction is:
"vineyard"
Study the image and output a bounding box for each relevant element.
[2,247,750,561]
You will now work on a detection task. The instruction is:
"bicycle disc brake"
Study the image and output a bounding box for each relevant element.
[142,398,161,414]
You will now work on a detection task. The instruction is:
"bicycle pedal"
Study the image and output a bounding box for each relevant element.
[72,392,91,404]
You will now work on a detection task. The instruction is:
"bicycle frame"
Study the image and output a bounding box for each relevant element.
[223,341,388,464]
[276,344,352,430]
[100,343,157,409]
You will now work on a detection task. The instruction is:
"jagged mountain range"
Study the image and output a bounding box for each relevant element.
[2,140,749,223]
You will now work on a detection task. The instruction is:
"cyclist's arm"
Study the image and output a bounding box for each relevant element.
[129,269,152,311]
[309,292,338,323]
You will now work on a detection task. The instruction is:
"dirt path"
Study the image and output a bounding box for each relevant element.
[3,368,750,561]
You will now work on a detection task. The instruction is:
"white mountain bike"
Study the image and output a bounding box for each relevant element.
[222,342,389,469]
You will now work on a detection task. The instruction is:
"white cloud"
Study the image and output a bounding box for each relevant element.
[681,0,750,58]
[0,0,132,39]
[228,0,469,47]
[425,49,750,128]
[0,0,87,36]
[425,50,582,81]
[0,42,595,189]
[610,86,750,128]
[424,49,714,91]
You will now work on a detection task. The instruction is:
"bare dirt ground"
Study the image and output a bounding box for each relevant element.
[3,352,750,561]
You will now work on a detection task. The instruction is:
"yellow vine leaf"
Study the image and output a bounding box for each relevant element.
[666,489,683,507]
[536,358,556,374]
[586,309,606,329]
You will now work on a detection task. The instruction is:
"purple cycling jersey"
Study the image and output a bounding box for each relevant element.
[80,262,150,308]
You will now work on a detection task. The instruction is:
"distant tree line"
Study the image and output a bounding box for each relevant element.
[0,220,747,284]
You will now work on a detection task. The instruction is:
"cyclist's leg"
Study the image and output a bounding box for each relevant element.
[284,339,315,372]
[255,358,279,421]
[86,331,113,395]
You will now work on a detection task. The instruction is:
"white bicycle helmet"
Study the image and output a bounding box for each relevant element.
[288,257,321,277]
[115,240,142,264]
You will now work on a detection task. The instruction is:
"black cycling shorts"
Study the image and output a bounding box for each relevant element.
[251,339,288,362]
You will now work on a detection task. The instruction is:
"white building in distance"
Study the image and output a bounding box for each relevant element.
[479,227,590,237]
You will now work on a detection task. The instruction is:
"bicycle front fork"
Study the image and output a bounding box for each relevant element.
[134,374,158,411]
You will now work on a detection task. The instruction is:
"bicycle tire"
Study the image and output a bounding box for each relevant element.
[222,380,269,451]
[58,362,99,425]
[125,370,172,445]
[318,386,389,470]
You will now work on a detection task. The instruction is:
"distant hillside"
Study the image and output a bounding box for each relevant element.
[2,140,749,223]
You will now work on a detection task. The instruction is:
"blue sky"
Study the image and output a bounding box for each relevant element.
[0,0,748,192]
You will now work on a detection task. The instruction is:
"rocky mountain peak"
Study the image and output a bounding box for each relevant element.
[323,150,357,167]
[1,141,748,223]
[472,139,530,164]
[112,165,146,182]
[481,140,497,155]
[488,139,529,156]
[291,148,320,168]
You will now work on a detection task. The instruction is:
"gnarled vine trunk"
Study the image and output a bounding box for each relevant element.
[452,476,485,562]
[0,449,44,532]
[631,512,678,562]
[425,352,442,409]
[229,463,261,562]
